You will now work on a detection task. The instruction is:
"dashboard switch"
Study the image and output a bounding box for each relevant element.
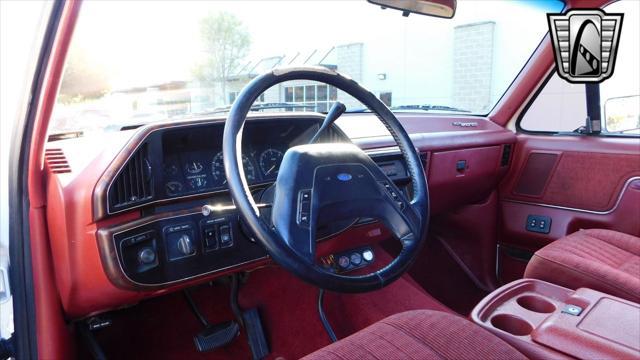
[177,234,195,256]
[120,231,159,273]
[164,223,196,261]
[219,224,233,248]
[203,227,218,251]
[138,247,156,265]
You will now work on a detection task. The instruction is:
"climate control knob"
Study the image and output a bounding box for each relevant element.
[138,247,156,265]
[177,234,194,256]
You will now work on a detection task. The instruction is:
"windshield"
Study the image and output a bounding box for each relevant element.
[50,0,563,135]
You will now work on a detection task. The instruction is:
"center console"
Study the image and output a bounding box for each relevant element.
[471,279,640,359]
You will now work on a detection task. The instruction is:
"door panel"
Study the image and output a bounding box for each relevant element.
[506,150,639,212]
[498,134,640,281]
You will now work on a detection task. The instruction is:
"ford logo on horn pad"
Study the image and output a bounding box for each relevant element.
[336,173,352,181]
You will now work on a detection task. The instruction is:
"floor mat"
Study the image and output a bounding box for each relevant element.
[81,248,450,359]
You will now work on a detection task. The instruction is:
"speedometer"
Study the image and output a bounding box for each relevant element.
[259,149,284,177]
[211,152,256,186]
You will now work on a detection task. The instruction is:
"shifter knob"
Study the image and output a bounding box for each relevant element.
[177,234,194,255]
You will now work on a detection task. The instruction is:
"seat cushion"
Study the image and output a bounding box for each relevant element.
[525,229,640,303]
[302,310,526,360]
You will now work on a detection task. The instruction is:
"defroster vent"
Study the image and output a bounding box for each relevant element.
[44,148,71,174]
[108,143,154,211]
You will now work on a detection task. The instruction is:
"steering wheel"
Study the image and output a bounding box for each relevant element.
[223,66,429,293]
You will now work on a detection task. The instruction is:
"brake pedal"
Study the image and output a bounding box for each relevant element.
[194,321,241,353]
[184,289,240,353]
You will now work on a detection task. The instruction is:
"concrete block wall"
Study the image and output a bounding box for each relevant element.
[452,21,495,113]
[336,43,364,109]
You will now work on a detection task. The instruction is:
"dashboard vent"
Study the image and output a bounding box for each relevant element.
[501,144,513,167]
[109,143,154,210]
[44,148,71,174]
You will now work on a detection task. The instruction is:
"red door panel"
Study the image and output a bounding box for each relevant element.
[497,134,640,281]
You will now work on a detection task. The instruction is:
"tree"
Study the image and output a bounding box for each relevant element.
[59,45,110,103]
[194,12,250,105]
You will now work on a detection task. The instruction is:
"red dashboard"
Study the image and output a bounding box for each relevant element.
[44,112,515,318]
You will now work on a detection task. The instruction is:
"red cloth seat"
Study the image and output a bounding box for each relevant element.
[302,310,526,360]
[525,229,640,303]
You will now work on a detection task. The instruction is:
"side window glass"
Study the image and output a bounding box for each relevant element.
[522,0,639,136]
[519,72,587,132]
[601,0,640,135]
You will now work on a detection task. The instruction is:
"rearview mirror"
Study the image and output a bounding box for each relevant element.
[367,0,456,18]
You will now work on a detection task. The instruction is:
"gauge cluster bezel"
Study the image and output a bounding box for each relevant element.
[98,114,348,217]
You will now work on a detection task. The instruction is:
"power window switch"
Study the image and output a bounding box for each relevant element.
[526,215,551,234]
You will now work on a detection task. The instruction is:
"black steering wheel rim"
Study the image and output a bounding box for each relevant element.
[223,66,429,293]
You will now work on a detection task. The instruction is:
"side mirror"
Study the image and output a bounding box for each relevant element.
[604,95,640,134]
[367,0,456,18]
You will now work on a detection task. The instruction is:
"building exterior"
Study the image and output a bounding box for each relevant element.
[201,20,501,114]
[53,18,516,133]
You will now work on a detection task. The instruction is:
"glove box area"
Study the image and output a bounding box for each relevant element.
[425,145,510,214]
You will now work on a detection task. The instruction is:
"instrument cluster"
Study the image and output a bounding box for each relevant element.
[160,119,318,198]
[163,148,285,196]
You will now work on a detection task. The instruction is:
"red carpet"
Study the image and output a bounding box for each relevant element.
[407,237,488,316]
[82,247,450,359]
[239,249,450,359]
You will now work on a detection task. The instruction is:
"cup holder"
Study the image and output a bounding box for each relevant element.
[491,314,533,336]
[516,295,556,314]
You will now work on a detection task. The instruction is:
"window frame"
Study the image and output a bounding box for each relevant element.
[516,70,640,138]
